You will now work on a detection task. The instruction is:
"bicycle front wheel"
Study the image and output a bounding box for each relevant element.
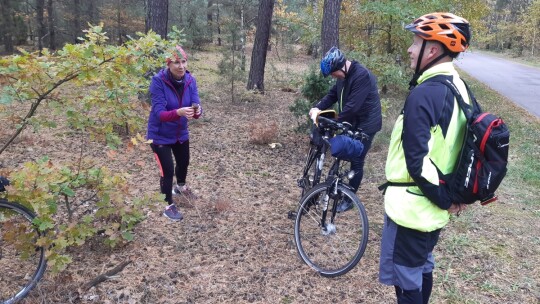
[294,183,369,277]
[0,201,47,304]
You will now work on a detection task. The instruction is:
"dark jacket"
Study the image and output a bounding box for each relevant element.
[316,60,382,134]
[146,68,201,145]
[384,62,469,231]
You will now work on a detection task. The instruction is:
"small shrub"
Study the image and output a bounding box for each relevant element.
[214,198,231,213]
[288,65,333,133]
[3,157,151,273]
[348,51,408,95]
[289,97,312,133]
[237,90,263,103]
[249,120,279,145]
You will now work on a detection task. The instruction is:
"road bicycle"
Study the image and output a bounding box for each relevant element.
[293,111,369,277]
[0,177,47,304]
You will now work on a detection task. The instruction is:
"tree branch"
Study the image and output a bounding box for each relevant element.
[0,57,115,156]
[81,260,132,291]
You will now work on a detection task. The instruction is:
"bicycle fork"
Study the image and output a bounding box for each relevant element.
[321,179,339,235]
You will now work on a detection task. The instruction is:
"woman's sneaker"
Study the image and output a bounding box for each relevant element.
[172,184,198,199]
[163,204,183,221]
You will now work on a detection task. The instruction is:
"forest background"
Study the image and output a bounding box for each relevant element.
[1,0,539,303]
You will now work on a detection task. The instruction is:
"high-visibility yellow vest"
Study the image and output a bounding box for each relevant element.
[384,62,469,232]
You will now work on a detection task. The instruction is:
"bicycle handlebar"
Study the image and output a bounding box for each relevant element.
[316,116,369,142]
[317,116,346,131]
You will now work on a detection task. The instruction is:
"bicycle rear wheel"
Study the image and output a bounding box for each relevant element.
[294,183,368,277]
[0,201,47,304]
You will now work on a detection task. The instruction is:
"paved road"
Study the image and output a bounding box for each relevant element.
[454,52,540,118]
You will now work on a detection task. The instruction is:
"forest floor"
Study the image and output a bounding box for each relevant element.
[1,46,539,304]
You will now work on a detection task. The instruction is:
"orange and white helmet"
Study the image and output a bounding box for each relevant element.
[405,12,471,53]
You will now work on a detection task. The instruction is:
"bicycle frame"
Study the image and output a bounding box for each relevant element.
[297,124,337,195]
[294,115,362,218]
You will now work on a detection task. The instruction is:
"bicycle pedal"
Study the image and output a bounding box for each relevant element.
[287,210,297,220]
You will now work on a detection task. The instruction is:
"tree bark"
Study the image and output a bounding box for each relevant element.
[145,0,169,39]
[87,1,97,25]
[73,0,81,43]
[217,1,221,46]
[116,0,126,45]
[320,0,342,55]
[308,0,319,57]
[36,0,45,54]
[240,5,246,71]
[47,0,56,50]
[1,0,15,53]
[207,0,214,42]
[246,0,275,93]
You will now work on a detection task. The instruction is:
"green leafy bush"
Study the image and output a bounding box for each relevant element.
[289,65,332,133]
[3,157,156,272]
[0,25,180,272]
[348,51,408,95]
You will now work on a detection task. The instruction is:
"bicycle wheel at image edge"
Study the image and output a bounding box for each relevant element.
[0,201,47,304]
[294,183,369,277]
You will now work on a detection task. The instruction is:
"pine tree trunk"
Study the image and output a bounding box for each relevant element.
[240,6,246,71]
[145,0,169,39]
[73,0,81,43]
[207,0,214,43]
[47,0,55,50]
[1,0,15,53]
[36,0,45,54]
[217,2,221,46]
[246,0,275,93]
[320,0,342,55]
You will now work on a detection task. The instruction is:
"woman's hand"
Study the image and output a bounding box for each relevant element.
[309,107,321,123]
[177,107,195,119]
[192,104,201,116]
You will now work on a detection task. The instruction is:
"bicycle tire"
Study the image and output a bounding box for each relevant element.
[294,183,369,277]
[0,200,47,304]
[298,145,323,197]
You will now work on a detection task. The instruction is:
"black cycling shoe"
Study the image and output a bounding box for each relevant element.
[336,199,354,213]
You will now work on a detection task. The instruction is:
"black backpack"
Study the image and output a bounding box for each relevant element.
[436,79,510,205]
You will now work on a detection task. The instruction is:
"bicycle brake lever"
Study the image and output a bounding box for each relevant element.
[342,121,352,131]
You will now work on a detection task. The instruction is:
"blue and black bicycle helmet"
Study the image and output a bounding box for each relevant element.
[320,47,346,77]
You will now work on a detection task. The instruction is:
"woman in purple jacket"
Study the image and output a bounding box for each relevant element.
[147,45,202,221]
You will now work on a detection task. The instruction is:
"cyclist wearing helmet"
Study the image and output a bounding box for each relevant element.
[309,47,382,212]
[379,13,471,304]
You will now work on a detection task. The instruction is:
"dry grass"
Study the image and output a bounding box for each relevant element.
[248,119,279,145]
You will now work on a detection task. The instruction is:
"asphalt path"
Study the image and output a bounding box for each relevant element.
[453,51,540,118]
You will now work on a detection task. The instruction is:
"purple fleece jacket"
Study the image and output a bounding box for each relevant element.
[146,68,201,145]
